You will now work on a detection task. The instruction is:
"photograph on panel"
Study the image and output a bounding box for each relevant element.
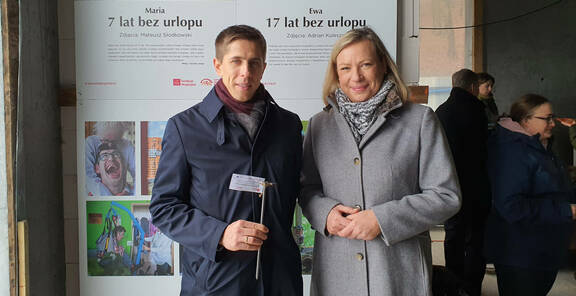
[140,121,167,196]
[87,201,175,276]
[85,121,136,196]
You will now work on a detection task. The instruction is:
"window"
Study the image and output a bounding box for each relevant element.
[419,0,475,109]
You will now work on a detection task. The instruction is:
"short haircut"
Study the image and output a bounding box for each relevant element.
[510,94,549,122]
[322,27,408,104]
[477,72,495,85]
[113,225,126,237]
[215,25,267,61]
[452,68,478,90]
[97,142,119,155]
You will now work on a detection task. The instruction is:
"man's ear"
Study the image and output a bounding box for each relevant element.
[213,58,223,77]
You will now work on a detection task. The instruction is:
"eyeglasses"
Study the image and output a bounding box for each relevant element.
[98,151,122,161]
[532,115,556,124]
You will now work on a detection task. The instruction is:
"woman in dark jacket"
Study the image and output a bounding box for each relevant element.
[485,94,576,295]
[477,72,499,129]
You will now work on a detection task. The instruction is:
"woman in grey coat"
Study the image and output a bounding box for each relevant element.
[300,27,461,296]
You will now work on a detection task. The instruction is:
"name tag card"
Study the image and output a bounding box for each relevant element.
[229,173,265,194]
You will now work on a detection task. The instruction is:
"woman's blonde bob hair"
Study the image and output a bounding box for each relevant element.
[322,27,408,105]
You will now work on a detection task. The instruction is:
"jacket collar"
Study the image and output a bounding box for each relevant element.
[495,119,548,151]
[199,86,276,123]
[199,88,225,123]
[448,87,482,105]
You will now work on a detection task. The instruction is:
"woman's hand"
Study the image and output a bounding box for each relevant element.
[556,117,576,127]
[326,205,359,235]
[337,209,381,240]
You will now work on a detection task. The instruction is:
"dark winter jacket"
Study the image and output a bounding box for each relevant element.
[484,119,575,270]
[150,88,303,295]
[436,87,491,217]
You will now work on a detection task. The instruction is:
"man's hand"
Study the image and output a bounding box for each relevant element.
[326,205,359,235]
[337,209,381,241]
[219,220,269,251]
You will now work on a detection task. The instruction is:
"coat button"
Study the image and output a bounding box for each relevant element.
[353,157,360,165]
[356,253,364,261]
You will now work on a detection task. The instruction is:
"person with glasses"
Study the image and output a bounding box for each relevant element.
[485,94,576,296]
[85,121,135,196]
[92,142,133,196]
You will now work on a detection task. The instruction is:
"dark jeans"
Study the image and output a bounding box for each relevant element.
[444,212,486,296]
[495,264,558,296]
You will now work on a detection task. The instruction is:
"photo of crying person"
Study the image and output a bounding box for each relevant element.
[85,121,135,196]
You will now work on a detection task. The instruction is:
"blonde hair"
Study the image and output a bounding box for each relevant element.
[322,27,408,105]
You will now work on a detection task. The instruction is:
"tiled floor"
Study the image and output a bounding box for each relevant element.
[430,227,576,296]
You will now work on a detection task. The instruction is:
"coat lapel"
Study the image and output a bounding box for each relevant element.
[359,101,403,149]
[359,114,388,149]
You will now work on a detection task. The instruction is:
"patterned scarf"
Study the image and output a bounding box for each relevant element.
[336,79,401,144]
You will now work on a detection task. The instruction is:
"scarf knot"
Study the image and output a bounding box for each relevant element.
[215,79,269,140]
[336,79,402,144]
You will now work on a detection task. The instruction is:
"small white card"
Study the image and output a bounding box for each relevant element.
[229,173,265,194]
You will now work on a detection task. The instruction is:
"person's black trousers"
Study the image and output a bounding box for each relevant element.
[495,264,558,296]
[444,212,486,296]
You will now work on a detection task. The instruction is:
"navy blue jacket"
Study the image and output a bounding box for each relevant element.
[150,88,303,295]
[485,122,575,270]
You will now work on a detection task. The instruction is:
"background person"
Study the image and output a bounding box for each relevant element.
[557,117,576,150]
[300,27,460,296]
[485,94,576,296]
[97,225,132,273]
[477,72,499,129]
[143,230,173,275]
[436,68,490,296]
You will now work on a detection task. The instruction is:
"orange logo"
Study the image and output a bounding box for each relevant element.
[200,78,213,86]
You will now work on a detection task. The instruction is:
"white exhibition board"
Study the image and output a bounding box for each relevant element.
[76,1,396,295]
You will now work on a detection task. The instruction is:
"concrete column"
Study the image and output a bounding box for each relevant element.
[17,0,65,295]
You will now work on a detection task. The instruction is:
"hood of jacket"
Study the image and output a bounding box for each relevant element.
[492,117,546,151]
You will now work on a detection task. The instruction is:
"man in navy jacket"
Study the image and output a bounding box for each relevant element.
[150,25,303,296]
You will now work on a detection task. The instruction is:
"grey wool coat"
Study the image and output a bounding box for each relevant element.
[300,101,461,296]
